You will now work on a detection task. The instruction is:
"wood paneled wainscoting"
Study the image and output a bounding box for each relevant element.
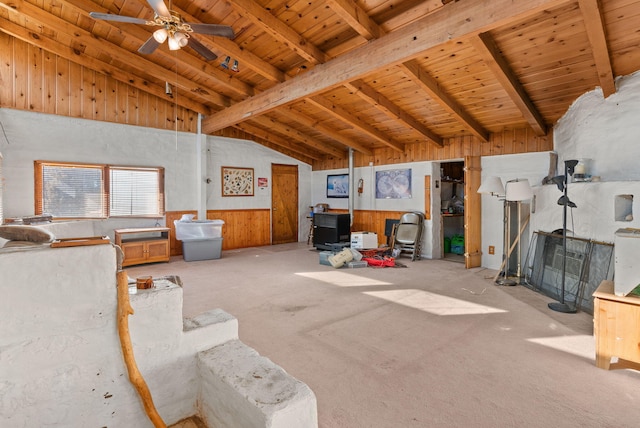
[328,209,410,245]
[166,210,271,256]
[168,209,417,256]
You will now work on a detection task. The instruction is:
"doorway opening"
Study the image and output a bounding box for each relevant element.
[440,161,465,263]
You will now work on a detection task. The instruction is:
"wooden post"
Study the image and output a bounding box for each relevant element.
[116,270,166,428]
[493,215,530,282]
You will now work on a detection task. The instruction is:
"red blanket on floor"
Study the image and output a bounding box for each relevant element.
[362,256,395,267]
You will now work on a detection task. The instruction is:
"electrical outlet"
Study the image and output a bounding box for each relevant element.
[488,245,495,255]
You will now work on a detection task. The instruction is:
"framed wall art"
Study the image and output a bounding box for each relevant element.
[326,174,349,198]
[222,166,254,196]
[375,168,412,199]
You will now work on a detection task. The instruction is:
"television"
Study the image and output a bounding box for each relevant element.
[326,174,349,198]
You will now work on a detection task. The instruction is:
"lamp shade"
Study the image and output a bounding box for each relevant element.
[505,179,533,201]
[153,28,168,43]
[477,176,504,196]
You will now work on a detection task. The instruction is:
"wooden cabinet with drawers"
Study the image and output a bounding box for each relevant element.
[114,227,170,267]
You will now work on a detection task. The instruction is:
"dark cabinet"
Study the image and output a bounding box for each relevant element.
[313,213,351,250]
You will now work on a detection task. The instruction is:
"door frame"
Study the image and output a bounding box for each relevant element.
[271,163,299,244]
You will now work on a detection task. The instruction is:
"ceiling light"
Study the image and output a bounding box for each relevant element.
[231,59,239,72]
[167,32,188,51]
[174,32,188,47]
[221,56,231,69]
[153,28,168,43]
[167,35,180,51]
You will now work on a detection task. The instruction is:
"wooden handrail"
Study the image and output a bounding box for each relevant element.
[117,270,166,428]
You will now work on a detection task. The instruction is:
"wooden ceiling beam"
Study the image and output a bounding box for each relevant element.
[346,80,444,147]
[578,0,615,98]
[226,0,328,64]
[284,106,372,155]
[308,96,405,153]
[63,0,256,97]
[202,0,569,133]
[166,3,285,84]
[0,15,211,115]
[231,122,323,161]
[0,0,230,108]
[471,32,548,136]
[400,60,490,142]
[326,0,383,40]
[251,116,345,158]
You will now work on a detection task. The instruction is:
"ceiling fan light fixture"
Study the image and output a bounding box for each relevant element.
[153,28,168,43]
[231,60,239,72]
[175,32,188,47]
[167,34,180,50]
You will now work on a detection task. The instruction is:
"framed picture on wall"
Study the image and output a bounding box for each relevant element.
[375,168,412,199]
[222,166,254,196]
[327,174,349,198]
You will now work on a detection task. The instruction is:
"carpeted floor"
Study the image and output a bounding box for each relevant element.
[128,243,640,428]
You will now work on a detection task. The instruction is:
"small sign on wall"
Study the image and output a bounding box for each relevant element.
[258,177,268,188]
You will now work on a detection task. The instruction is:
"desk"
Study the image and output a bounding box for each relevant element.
[593,280,640,370]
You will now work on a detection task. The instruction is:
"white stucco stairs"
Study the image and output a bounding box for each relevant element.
[0,242,317,428]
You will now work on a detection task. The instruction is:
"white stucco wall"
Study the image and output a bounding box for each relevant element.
[0,109,312,242]
[480,71,640,271]
[0,244,214,427]
[206,136,312,242]
[1,242,319,427]
[4,70,640,264]
[312,162,441,258]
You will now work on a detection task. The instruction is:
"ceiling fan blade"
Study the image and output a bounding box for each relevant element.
[188,23,235,39]
[138,36,161,55]
[147,0,171,18]
[187,37,218,61]
[89,12,148,25]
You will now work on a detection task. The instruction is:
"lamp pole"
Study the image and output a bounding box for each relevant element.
[548,160,578,313]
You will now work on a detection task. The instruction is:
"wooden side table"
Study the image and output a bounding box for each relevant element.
[114,227,171,267]
[592,280,640,370]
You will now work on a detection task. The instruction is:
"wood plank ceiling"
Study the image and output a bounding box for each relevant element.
[1,0,638,166]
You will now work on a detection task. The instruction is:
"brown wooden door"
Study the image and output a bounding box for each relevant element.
[464,155,482,268]
[272,164,299,244]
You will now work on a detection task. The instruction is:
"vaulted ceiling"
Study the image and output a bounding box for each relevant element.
[1,0,638,164]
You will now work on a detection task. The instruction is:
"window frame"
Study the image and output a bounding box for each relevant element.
[35,160,165,220]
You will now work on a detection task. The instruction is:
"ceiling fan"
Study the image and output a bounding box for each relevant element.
[89,0,235,61]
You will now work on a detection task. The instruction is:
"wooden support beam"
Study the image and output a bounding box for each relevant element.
[226,0,328,64]
[0,16,211,115]
[326,0,383,40]
[64,0,260,95]
[0,0,230,108]
[285,106,372,155]
[471,32,548,136]
[166,2,285,84]
[308,96,405,153]
[202,0,569,134]
[578,0,615,98]
[401,60,490,142]
[232,122,323,161]
[251,115,345,158]
[346,80,444,147]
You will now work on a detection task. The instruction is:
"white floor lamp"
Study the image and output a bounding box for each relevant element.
[505,179,534,285]
[477,176,514,285]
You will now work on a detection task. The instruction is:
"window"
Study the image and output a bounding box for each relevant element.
[35,161,164,219]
